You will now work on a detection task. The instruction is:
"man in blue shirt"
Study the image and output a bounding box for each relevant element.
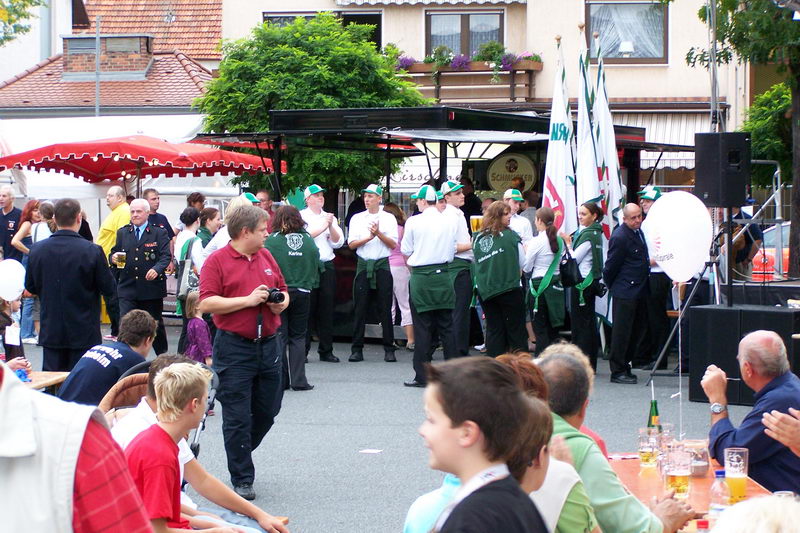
[58,309,156,405]
[0,185,22,262]
[701,330,800,492]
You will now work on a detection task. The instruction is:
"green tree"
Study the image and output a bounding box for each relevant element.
[741,82,792,187]
[686,0,800,275]
[196,13,428,194]
[1,0,46,45]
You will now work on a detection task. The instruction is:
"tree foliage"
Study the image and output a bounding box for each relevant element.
[741,82,792,187]
[196,13,429,192]
[0,0,46,46]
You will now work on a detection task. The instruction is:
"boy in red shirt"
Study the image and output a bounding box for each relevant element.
[125,362,241,533]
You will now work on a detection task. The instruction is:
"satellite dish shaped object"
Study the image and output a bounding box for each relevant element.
[641,191,713,283]
[0,259,26,301]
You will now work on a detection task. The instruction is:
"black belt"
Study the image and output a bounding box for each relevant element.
[220,329,276,344]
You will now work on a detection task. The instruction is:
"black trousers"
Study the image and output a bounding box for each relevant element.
[570,286,599,370]
[104,291,120,336]
[119,297,167,355]
[177,317,189,354]
[532,295,559,356]
[213,330,283,486]
[307,262,336,358]
[351,268,394,352]
[481,288,528,358]
[451,268,473,357]
[42,346,91,372]
[280,289,311,389]
[609,295,647,376]
[411,301,457,383]
[636,272,672,366]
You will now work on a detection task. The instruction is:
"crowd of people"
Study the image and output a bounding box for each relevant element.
[0,176,797,533]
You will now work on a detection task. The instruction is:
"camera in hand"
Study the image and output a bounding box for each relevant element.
[266,288,285,304]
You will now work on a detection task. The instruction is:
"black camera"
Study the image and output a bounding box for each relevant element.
[266,288,285,304]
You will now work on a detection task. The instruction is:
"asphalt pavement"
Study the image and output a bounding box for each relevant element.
[21,327,755,533]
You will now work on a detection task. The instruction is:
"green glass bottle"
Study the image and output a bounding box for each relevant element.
[647,400,661,431]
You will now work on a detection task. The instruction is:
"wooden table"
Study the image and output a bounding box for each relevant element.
[610,457,771,514]
[26,371,69,393]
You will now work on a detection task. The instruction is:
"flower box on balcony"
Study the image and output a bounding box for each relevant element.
[406,60,542,73]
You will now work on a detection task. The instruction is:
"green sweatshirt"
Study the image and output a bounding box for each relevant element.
[264,231,321,290]
[471,230,522,301]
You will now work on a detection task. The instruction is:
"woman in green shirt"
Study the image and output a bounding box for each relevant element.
[197,207,221,248]
[472,201,528,357]
[264,205,320,391]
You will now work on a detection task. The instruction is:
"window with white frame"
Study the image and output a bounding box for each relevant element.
[585,1,668,63]
[425,11,503,56]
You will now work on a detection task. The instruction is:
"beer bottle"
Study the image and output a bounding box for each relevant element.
[647,399,661,431]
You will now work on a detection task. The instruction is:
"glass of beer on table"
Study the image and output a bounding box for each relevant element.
[665,442,691,499]
[638,428,659,467]
[724,447,749,503]
[470,216,483,233]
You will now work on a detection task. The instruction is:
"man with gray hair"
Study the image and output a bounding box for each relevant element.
[540,352,693,533]
[0,184,22,261]
[701,329,800,492]
[109,198,171,354]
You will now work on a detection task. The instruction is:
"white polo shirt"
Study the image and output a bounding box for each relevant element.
[443,204,474,262]
[301,207,344,262]
[402,207,457,267]
[510,213,534,245]
[347,207,398,261]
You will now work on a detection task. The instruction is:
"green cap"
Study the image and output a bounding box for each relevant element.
[304,184,326,199]
[638,186,662,201]
[503,188,523,202]
[440,180,463,195]
[243,192,259,203]
[411,184,439,202]
[362,184,383,196]
[436,190,444,201]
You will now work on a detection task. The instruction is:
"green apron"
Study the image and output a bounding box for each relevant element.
[355,257,390,290]
[410,263,455,313]
[529,237,565,327]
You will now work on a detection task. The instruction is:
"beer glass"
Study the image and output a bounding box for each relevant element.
[724,447,749,503]
[470,216,483,233]
[665,443,691,499]
[684,439,710,477]
[115,252,127,268]
[638,428,659,467]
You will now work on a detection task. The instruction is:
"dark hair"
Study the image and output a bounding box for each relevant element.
[147,353,193,399]
[536,206,559,253]
[179,207,200,226]
[496,352,548,401]
[54,198,81,228]
[227,205,268,239]
[481,201,511,236]
[539,353,591,417]
[484,197,497,203]
[581,202,604,223]
[383,202,406,226]
[425,356,531,463]
[39,201,56,232]
[117,309,157,347]
[20,199,40,224]
[523,190,540,208]
[142,188,158,199]
[506,397,553,483]
[272,205,305,234]
[186,192,206,206]
[199,207,219,228]
[460,176,474,187]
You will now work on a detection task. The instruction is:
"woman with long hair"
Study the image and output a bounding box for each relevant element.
[11,199,42,343]
[562,202,605,370]
[471,201,528,357]
[264,205,320,391]
[383,202,415,350]
[197,207,221,248]
[523,206,565,354]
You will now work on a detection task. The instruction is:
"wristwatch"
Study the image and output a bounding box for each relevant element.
[710,402,727,414]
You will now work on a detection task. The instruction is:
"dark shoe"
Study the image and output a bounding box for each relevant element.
[234,483,256,500]
[626,369,635,378]
[611,373,638,385]
[349,352,364,362]
[385,351,397,362]
[292,384,315,391]
[320,354,340,363]
[404,379,426,388]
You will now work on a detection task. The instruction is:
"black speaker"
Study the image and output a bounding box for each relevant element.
[693,132,751,207]
[689,304,800,406]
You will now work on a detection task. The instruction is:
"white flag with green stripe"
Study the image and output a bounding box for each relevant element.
[575,39,602,212]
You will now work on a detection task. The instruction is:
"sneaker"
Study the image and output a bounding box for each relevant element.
[103,334,117,341]
[406,342,415,352]
[473,344,487,353]
[234,482,256,500]
[22,337,38,345]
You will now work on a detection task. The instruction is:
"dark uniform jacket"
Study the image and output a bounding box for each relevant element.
[25,230,115,349]
[603,223,650,300]
[111,223,171,300]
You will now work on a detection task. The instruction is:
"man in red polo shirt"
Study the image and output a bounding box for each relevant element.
[199,205,289,501]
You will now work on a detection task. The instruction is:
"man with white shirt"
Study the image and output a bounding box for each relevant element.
[111,354,288,532]
[504,188,534,246]
[347,184,398,363]
[440,180,474,357]
[402,185,458,388]
[301,184,344,363]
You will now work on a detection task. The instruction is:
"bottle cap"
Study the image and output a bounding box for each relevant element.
[715,469,726,477]
[696,519,709,529]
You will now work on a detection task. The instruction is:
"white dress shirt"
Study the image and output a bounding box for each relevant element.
[347,208,398,260]
[301,207,344,262]
[524,233,557,277]
[443,204,474,262]
[401,207,457,267]
[510,213,534,245]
